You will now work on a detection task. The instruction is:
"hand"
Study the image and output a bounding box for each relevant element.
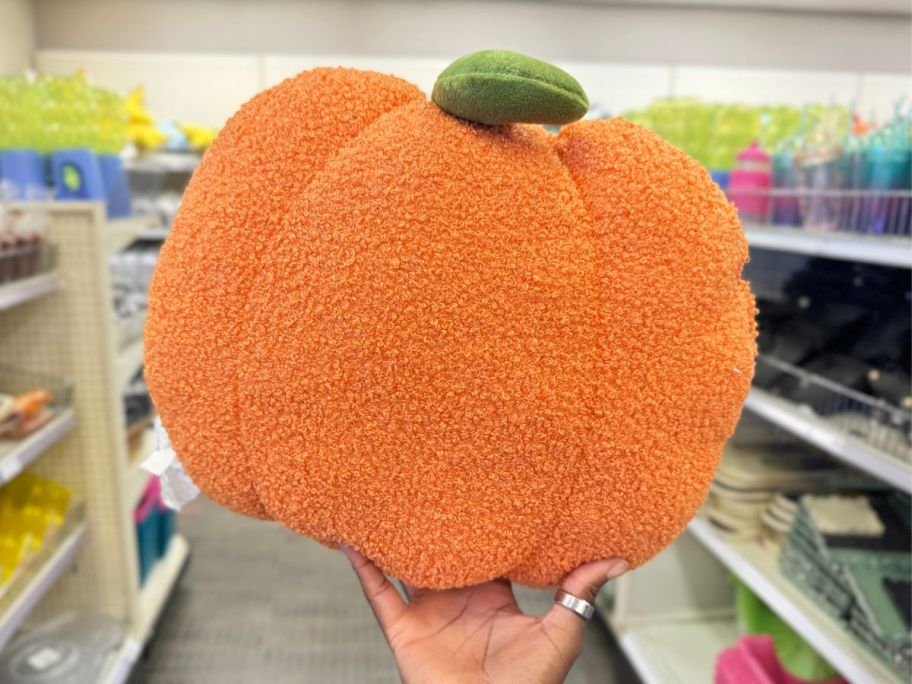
[342,547,628,684]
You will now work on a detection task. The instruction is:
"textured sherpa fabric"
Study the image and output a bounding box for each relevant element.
[145,67,756,589]
[432,49,588,125]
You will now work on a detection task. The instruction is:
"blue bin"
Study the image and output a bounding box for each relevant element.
[98,154,132,218]
[0,150,46,199]
[710,169,731,191]
[50,149,106,202]
[136,505,159,584]
[156,505,175,558]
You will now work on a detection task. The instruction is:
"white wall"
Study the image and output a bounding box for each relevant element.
[35,50,912,128]
[28,0,912,127]
[32,0,912,72]
[0,0,34,75]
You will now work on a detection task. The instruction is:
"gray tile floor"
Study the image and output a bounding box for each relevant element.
[130,498,639,684]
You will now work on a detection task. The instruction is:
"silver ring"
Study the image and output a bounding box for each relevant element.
[554,589,595,620]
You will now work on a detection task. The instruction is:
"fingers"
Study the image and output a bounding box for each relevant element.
[542,558,628,647]
[561,558,628,604]
[341,545,408,634]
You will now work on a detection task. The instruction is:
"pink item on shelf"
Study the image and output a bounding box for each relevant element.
[134,477,160,524]
[715,636,846,684]
[729,141,772,223]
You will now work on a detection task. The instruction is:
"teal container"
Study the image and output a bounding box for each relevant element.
[157,505,175,557]
[134,486,160,585]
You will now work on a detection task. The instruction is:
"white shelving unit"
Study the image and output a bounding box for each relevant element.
[124,152,199,175]
[744,224,912,269]
[0,409,76,484]
[0,522,88,652]
[135,535,190,642]
[0,273,60,313]
[99,535,190,684]
[688,517,902,684]
[744,388,912,493]
[138,226,170,242]
[0,202,188,683]
[606,530,740,684]
[616,619,739,684]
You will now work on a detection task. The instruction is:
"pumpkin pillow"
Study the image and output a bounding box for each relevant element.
[145,50,756,589]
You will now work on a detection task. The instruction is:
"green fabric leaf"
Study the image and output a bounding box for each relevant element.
[432,50,589,126]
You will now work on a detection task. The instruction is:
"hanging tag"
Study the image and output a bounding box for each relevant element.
[142,417,200,510]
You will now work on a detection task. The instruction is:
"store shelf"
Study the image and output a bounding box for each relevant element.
[116,337,144,390]
[744,224,912,269]
[136,534,190,643]
[615,618,739,684]
[0,273,60,312]
[124,153,199,174]
[744,388,912,493]
[98,634,143,684]
[99,535,189,683]
[98,533,192,682]
[138,226,170,241]
[688,516,902,684]
[105,216,158,256]
[0,521,88,652]
[0,409,76,484]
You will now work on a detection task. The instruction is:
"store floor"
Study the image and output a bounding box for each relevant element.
[129,497,639,684]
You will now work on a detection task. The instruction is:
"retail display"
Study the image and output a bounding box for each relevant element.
[0,202,189,679]
[747,112,911,235]
[716,635,843,684]
[704,441,881,547]
[626,98,911,237]
[0,473,70,587]
[0,365,70,444]
[0,389,52,440]
[752,257,911,455]
[134,477,175,585]
[0,74,130,215]
[0,210,53,287]
[781,492,912,678]
[732,583,842,682]
[622,99,849,172]
[126,87,217,153]
[145,52,756,589]
[729,141,772,223]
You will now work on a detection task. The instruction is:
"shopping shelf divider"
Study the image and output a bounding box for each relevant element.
[744,388,912,493]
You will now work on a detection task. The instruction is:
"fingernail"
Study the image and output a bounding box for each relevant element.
[604,559,628,580]
[340,544,356,560]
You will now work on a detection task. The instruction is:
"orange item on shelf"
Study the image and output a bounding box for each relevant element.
[0,388,52,439]
[4,408,52,439]
[13,388,51,418]
[145,66,756,588]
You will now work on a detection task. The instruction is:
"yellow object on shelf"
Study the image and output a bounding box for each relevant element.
[178,122,218,151]
[0,473,70,585]
[126,87,167,151]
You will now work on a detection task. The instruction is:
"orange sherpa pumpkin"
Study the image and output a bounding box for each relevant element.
[145,51,756,589]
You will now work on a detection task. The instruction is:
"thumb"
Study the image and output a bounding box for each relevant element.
[542,558,628,650]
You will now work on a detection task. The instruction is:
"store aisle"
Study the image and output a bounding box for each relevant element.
[129,498,638,684]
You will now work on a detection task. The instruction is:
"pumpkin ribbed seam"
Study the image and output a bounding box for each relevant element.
[234,94,426,514]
